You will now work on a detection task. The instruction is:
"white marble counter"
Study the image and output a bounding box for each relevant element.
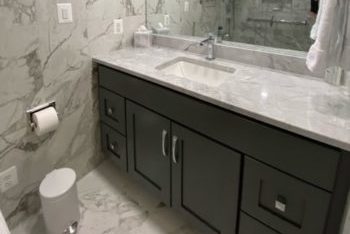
[93,46,350,151]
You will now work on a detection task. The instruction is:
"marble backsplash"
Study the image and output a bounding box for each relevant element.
[153,34,324,78]
[0,0,145,229]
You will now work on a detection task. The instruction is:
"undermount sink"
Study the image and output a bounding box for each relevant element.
[156,57,236,87]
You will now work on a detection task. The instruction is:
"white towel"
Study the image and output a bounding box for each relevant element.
[0,210,10,234]
[310,0,324,40]
[306,0,338,72]
[340,3,350,70]
[307,0,350,73]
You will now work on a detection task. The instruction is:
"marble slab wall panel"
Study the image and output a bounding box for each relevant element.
[0,0,145,229]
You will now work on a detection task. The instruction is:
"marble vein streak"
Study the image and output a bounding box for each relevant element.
[123,0,136,16]
[0,0,36,24]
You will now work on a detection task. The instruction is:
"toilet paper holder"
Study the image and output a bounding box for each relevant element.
[26,101,56,131]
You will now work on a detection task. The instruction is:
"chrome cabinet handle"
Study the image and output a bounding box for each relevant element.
[107,107,114,116]
[109,142,117,151]
[172,136,178,164]
[162,130,168,157]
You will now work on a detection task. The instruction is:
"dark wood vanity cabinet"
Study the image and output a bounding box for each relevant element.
[99,88,126,134]
[239,212,279,234]
[126,101,171,205]
[126,101,241,233]
[242,157,331,234]
[172,123,241,234]
[101,123,127,170]
[98,65,350,234]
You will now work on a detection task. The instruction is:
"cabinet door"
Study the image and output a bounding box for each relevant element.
[172,123,241,234]
[127,101,171,205]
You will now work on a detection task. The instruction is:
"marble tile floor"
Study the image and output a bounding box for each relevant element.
[11,158,199,234]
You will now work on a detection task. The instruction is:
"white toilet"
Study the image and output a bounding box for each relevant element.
[39,168,80,234]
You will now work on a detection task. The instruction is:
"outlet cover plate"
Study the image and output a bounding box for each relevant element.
[164,14,170,26]
[114,19,124,34]
[0,166,18,193]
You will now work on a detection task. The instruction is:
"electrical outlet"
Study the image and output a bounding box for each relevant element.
[0,166,18,193]
[164,14,170,26]
[114,19,124,34]
[184,1,190,12]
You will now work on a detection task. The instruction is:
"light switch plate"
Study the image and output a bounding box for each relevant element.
[184,1,190,12]
[0,166,18,193]
[57,3,73,24]
[113,19,124,34]
[164,14,170,26]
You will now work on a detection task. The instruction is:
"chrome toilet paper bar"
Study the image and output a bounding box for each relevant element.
[26,101,56,131]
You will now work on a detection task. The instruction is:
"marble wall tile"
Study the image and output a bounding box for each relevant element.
[0,0,146,229]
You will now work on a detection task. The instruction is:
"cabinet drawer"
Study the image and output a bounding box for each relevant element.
[101,123,127,171]
[99,88,126,134]
[242,157,331,234]
[239,212,278,234]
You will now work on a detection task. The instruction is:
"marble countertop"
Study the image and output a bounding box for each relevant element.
[93,47,350,151]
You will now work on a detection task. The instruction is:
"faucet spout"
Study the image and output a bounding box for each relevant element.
[200,33,216,60]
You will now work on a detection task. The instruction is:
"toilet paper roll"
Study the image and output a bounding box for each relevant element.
[0,210,10,234]
[33,107,59,136]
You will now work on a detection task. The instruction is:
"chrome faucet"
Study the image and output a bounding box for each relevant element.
[200,33,216,60]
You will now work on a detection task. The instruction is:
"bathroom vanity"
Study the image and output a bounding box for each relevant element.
[94,47,350,234]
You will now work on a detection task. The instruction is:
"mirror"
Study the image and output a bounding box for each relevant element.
[146,0,316,51]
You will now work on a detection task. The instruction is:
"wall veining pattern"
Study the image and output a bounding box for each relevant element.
[0,0,145,229]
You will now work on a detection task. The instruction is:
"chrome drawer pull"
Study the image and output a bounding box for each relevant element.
[275,195,287,213]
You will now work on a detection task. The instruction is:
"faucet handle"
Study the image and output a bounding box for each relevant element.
[208,33,215,40]
[200,33,216,46]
